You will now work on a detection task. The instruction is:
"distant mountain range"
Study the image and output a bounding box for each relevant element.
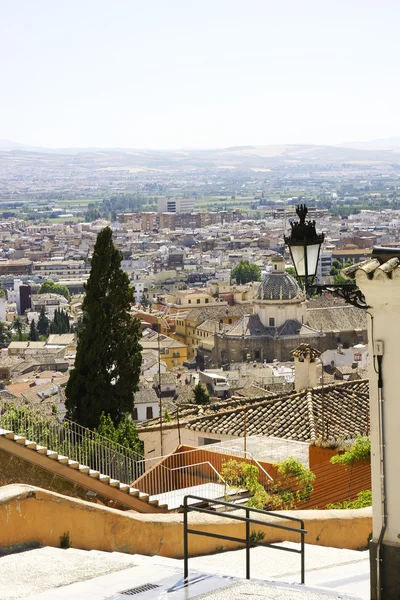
[1,139,400,169]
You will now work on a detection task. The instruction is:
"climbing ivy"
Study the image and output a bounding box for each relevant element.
[331,435,370,466]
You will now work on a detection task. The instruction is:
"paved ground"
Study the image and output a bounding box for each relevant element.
[0,547,137,600]
[187,542,370,597]
[0,543,369,600]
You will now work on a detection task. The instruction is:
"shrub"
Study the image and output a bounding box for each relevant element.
[327,490,372,510]
[331,436,371,466]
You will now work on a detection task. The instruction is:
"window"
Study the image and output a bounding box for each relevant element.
[188,299,191,304]
[255,350,261,360]
[146,406,153,419]
[228,318,232,324]
[205,298,209,303]
[132,408,138,420]
[269,317,275,327]
[197,299,200,304]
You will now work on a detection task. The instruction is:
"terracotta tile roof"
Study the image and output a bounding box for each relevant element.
[186,379,369,444]
[306,306,366,332]
[344,255,400,279]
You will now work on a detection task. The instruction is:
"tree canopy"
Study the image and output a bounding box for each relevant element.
[49,308,70,334]
[38,281,70,301]
[231,260,262,285]
[0,322,12,347]
[37,306,50,337]
[193,382,210,405]
[28,319,39,341]
[94,412,143,456]
[65,227,142,429]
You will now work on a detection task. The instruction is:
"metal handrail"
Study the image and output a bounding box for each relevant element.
[183,494,307,584]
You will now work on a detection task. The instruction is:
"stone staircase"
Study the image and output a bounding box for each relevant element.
[0,427,168,513]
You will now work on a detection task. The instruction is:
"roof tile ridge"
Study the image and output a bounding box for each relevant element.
[311,377,369,393]
[186,392,288,425]
[307,389,316,442]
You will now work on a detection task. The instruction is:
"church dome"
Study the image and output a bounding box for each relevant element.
[256,255,303,301]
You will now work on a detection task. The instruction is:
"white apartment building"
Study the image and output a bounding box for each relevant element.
[157,197,195,213]
[32,260,90,279]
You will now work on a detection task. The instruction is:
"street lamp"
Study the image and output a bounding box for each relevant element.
[284,204,368,309]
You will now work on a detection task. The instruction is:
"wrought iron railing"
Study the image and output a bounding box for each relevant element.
[0,406,144,484]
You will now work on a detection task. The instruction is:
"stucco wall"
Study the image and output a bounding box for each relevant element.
[0,484,372,556]
[354,271,400,543]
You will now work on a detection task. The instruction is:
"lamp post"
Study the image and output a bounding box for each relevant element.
[284,204,369,309]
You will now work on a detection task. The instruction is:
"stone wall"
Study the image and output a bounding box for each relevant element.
[211,328,368,367]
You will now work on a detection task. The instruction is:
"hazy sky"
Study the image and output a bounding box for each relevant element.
[1,0,399,149]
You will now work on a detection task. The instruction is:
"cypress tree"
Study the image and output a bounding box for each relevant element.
[29,319,39,342]
[37,306,49,337]
[65,227,142,429]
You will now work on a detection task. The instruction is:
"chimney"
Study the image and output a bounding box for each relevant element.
[292,344,320,392]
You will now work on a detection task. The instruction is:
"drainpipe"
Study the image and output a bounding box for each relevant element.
[376,352,386,600]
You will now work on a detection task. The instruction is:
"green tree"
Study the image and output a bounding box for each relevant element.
[193,382,211,405]
[37,306,50,337]
[286,266,297,278]
[65,227,142,429]
[231,260,262,285]
[28,319,39,341]
[38,281,70,301]
[140,292,151,308]
[94,412,143,455]
[12,317,24,341]
[0,322,12,347]
[333,273,350,284]
[50,308,70,334]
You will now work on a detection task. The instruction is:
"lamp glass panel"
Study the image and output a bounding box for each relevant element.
[306,243,321,278]
[289,244,306,277]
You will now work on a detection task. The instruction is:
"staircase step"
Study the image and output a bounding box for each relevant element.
[36,445,48,454]
[89,470,100,479]
[158,504,168,510]
[139,492,150,502]
[67,459,79,469]
[14,435,26,445]
[0,428,13,436]
[5,432,16,440]
[25,440,37,449]
[99,474,110,483]
[109,479,119,487]
[46,450,58,460]
[148,498,159,506]
[118,483,129,493]
[78,465,90,474]
[57,455,69,464]
[129,488,140,497]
